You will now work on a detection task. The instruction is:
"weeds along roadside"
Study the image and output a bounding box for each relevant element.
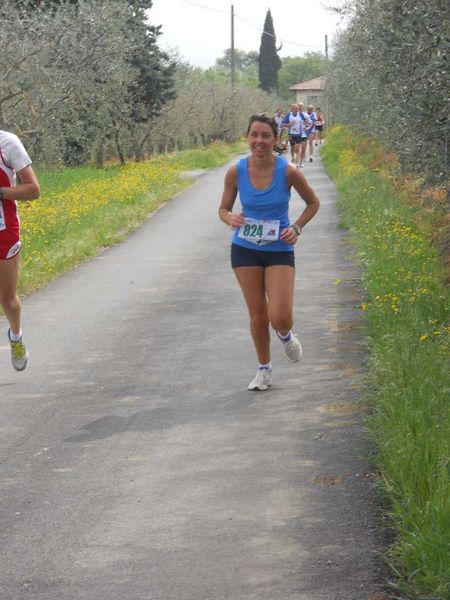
[321,126,450,600]
[18,141,245,295]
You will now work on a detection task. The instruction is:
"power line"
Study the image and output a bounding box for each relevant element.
[177,0,229,15]
[176,0,326,50]
[234,12,325,49]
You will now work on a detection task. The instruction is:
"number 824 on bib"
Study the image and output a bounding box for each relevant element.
[238,219,280,246]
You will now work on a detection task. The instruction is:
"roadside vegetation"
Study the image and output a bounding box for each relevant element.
[325,0,448,184]
[321,126,449,600]
[19,142,245,294]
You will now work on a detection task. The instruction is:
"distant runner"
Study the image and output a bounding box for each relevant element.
[218,113,320,390]
[0,130,40,370]
[282,104,303,167]
[273,108,284,144]
[315,107,325,146]
[305,104,317,162]
[297,102,309,168]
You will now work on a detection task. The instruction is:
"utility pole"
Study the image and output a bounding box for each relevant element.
[231,4,235,90]
[324,34,330,127]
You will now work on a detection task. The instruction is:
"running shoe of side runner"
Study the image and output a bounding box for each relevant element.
[8,329,29,371]
[278,332,302,362]
[309,157,313,162]
[248,367,272,391]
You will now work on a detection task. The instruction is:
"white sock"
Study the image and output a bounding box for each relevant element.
[277,331,291,342]
[259,362,272,370]
[9,328,23,342]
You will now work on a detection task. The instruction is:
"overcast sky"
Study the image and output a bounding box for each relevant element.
[149,0,344,68]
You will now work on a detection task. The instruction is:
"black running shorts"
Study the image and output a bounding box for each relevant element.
[231,244,295,269]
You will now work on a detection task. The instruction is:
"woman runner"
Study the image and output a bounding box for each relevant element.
[218,113,320,390]
[315,107,325,146]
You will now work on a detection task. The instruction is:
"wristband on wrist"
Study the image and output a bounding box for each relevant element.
[293,224,302,236]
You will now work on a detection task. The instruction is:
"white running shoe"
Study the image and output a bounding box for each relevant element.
[248,368,272,391]
[8,329,29,371]
[300,162,305,168]
[279,332,302,363]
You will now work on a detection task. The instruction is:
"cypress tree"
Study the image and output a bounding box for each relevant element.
[258,9,282,93]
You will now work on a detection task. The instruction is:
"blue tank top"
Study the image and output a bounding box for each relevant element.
[232,155,293,252]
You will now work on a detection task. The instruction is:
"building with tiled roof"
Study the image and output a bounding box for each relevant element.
[289,76,325,107]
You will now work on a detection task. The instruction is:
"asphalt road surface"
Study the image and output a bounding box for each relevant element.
[0,151,387,599]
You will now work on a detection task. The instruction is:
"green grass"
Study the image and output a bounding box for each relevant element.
[176,140,246,169]
[35,163,120,192]
[322,127,450,599]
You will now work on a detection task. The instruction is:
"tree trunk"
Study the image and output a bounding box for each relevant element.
[95,138,105,169]
[114,128,125,165]
[130,126,142,162]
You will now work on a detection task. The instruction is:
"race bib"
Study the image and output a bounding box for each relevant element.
[238,219,280,246]
[0,203,5,231]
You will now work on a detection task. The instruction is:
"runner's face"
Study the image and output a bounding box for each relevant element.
[247,122,275,156]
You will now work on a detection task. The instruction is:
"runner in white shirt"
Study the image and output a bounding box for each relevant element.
[297,103,309,168]
[273,109,284,143]
[282,104,304,167]
[305,105,317,162]
[0,130,40,370]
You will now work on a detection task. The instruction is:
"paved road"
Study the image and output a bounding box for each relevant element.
[0,152,386,599]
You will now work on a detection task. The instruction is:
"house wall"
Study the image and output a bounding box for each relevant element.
[295,91,323,107]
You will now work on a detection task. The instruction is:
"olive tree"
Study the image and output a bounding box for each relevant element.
[0,0,176,166]
[143,62,282,155]
[326,0,449,181]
